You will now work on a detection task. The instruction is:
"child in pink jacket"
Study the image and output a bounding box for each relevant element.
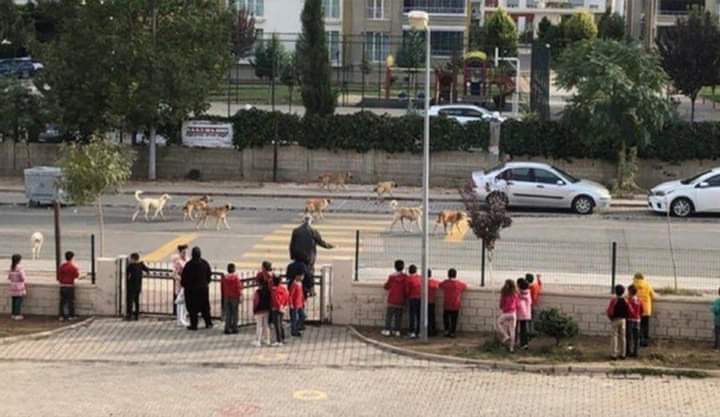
[516,278,532,350]
[496,279,519,352]
[8,254,27,320]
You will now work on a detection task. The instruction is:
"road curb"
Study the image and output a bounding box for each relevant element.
[347,326,719,378]
[0,317,95,346]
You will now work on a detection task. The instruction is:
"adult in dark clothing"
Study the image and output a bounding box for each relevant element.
[180,247,213,330]
[125,253,149,321]
[289,214,333,283]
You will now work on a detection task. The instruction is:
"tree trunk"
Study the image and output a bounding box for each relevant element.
[148,125,157,180]
[690,96,696,122]
[96,196,105,257]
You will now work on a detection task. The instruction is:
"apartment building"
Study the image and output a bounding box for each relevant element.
[627,0,719,43]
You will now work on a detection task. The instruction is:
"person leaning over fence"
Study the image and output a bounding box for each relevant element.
[712,287,720,352]
[441,268,468,339]
[125,253,149,321]
[270,275,289,346]
[288,272,306,337]
[58,251,82,321]
[607,284,630,360]
[526,273,543,335]
[252,277,272,347]
[632,272,657,347]
[8,254,26,320]
[428,269,440,337]
[405,264,422,339]
[180,247,213,331]
[381,260,407,337]
[496,279,519,352]
[221,263,242,335]
[626,284,643,358]
[516,278,532,350]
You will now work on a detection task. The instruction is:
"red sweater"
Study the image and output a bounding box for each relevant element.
[255,270,274,286]
[626,296,643,321]
[428,278,440,302]
[289,281,304,309]
[384,272,407,306]
[271,285,289,311]
[529,278,543,306]
[440,279,467,311]
[405,274,421,300]
[221,273,243,299]
[58,262,79,287]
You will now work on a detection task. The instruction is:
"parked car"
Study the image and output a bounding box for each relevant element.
[471,162,612,214]
[647,168,720,217]
[429,104,506,124]
[0,57,43,78]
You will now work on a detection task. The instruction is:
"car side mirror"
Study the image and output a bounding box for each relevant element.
[697,182,709,188]
[556,180,565,186]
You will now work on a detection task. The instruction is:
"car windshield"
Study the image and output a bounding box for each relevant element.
[551,166,580,183]
[680,170,711,185]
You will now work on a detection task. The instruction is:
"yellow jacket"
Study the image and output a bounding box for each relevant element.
[633,277,657,316]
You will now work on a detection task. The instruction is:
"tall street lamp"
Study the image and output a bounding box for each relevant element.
[408,10,430,341]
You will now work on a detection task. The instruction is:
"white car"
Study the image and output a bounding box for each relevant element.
[471,162,612,214]
[647,168,720,217]
[428,104,506,124]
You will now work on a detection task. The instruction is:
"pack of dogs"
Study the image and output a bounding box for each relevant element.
[132,191,234,231]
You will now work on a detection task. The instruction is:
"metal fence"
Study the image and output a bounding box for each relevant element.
[355,231,720,293]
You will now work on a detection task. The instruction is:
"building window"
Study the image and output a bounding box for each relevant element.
[323,0,341,19]
[327,31,340,64]
[235,0,264,17]
[402,30,463,56]
[403,0,466,14]
[367,0,385,19]
[365,32,390,62]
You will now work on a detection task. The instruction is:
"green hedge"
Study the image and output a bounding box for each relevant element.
[170,109,720,161]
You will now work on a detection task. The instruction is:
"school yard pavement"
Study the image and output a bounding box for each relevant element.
[1,319,720,417]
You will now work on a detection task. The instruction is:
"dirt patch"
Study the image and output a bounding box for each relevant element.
[0,316,77,338]
[356,327,720,370]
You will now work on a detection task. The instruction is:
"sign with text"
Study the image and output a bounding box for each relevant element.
[182,120,234,148]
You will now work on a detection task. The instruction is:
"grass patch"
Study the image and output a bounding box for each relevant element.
[0,315,74,338]
[700,86,720,104]
[655,287,703,297]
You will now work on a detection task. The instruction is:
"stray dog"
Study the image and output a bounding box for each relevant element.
[389,200,422,232]
[318,172,352,191]
[31,232,44,260]
[373,181,397,203]
[132,191,171,222]
[305,198,331,221]
[195,204,234,231]
[182,195,211,221]
[433,210,467,234]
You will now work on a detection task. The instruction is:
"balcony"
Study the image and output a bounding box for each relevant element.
[403,0,466,14]
[483,0,606,10]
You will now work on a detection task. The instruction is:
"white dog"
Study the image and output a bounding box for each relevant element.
[389,200,423,232]
[132,190,171,222]
[31,232,44,260]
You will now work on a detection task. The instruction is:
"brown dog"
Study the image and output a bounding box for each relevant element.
[373,181,397,203]
[195,204,233,231]
[305,198,331,221]
[318,172,352,191]
[389,200,422,232]
[182,195,211,221]
[433,210,467,234]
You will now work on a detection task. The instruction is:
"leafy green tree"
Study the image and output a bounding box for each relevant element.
[563,11,598,44]
[0,0,27,58]
[597,9,625,41]
[483,8,518,57]
[556,40,672,194]
[252,34,287,80]
[59,137,135,255]
[296,0,335,116]
[281,52,301,111]
[0,78,53,144]
[657,9,720,121]
[537,309,579,346]
[396,30,426,69]
[231,6,256,58]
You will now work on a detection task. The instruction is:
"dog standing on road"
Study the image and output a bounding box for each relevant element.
[389,200,422,232]
[132,191,171,222]
[182,195,211,221]
[305,198,331,221]
[433,210,467,234]
[195,204,234,231]
[31,231,44,260]
[373,181,397,203]
[318,172,352,191]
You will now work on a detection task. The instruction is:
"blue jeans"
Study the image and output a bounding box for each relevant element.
[290,308,306,335]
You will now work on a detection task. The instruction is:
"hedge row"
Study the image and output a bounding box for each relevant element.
[171,109,720,161]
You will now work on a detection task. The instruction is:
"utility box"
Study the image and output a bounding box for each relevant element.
[24,166,67,206]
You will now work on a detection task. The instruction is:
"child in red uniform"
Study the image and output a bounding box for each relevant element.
[428,269,441,337]
[626,284,643,357]
[382,260,407,337]
[270,275,289,346]
[288,273,305,337]
[405,265,422,339]
[57,251,81,321]
[221,263,243,335]
[440,268,467,338]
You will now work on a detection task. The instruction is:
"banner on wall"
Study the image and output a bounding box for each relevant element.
[181,120,234,148]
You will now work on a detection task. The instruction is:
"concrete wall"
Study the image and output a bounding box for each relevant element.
[331,261,715,340]
[2,141,717,189]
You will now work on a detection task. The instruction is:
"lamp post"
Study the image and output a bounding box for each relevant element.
[408,10,430,341]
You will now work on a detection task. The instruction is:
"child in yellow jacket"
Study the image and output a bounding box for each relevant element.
[632,272,657,347]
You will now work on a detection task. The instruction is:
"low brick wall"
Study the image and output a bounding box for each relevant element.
[0,282,95,316]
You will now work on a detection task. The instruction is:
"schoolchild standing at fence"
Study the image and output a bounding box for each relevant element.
[8,254,26,320]
[496,279,519,352]
[125,253,149,321]
[405,265,422,339]
[221,263,242,335]
[526,273,543,335]
[381,260,407,337]
[516,278,532,350]
[428,269,440,337]
[607,284,629,360]
[172,245,189,327]
[440,268,467,338]
[58,251,81,321]
[253,278,272,347]
[632,272,657,347]
[289,273,306,337]
[270,275,289,346]
[626,284,643,358]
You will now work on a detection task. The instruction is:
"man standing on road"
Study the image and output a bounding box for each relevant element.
[180,247,213,330]
[289,214,333,297]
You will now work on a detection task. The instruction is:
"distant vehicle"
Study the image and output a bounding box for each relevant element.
[471,162,612,214]
[428,104,506,124]
[0,57,43,78]
[647,168,720,217]
[37,124,63,143]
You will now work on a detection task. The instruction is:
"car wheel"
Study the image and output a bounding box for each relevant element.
[572,195,594,215]
[670,198,693,217]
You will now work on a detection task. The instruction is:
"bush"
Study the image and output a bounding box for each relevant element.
[536,308,579,346]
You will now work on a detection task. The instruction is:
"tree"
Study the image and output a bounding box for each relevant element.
[280,52,300,111]
[252,34,287,80]
[556,40,672,195]
[231,6,256,59]
[657,9,720,121]
[460,187,513,258]
[296,0,335,116]
[483,8,518,57]
[0,78,53,144]
[396,30,426,69]
[597,9,625,41]
[563,11,598,44]
[468,21,486,51]
[58,137,135,256]
[0,0,27,58]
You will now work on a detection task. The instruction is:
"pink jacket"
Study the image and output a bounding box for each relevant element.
[499,293,519,314]
[517,289,532,320]
[8,267,27,297]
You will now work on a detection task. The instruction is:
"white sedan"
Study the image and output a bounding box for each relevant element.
[428,104,506,124]
[647,167,720,217]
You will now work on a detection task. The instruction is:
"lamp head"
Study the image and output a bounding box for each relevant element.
[408,10,429,30]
